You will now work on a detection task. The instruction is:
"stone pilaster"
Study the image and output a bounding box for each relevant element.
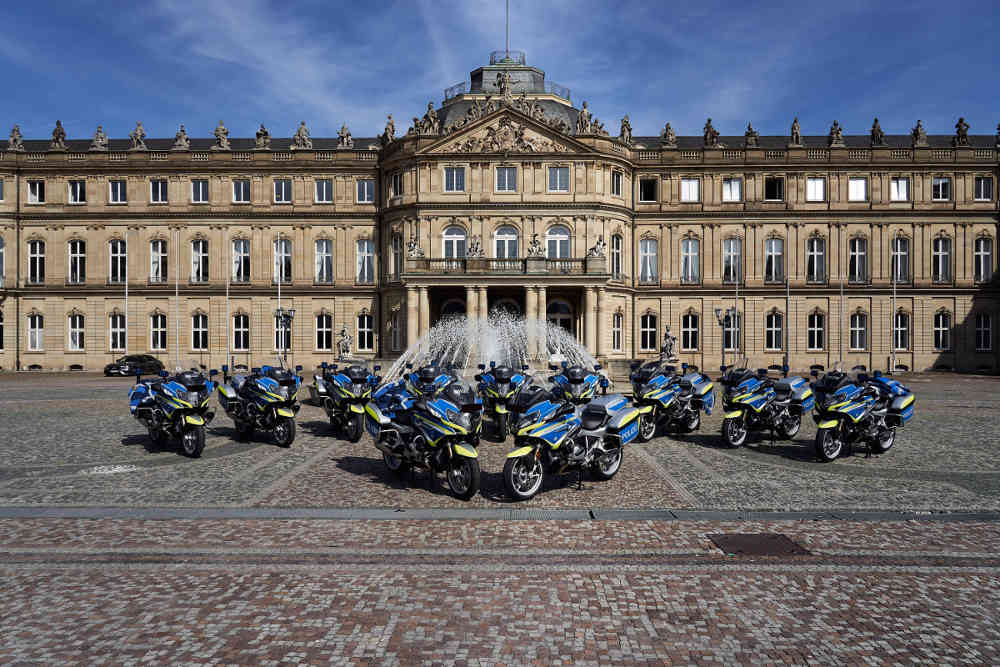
[596,287,608,357]
[418,286,429,336]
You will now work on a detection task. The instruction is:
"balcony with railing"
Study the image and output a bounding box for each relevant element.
[405,257,601,276]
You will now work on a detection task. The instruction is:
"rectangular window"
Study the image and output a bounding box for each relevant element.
[848,177,868,202]
[806,237,826,283]
[680,177,700,202]
[496,167,517,192]
[28,240,45,284]
[391,234,403,278]
[356,239,374,284]
[933,311,952,351]
[444,167,466,192]
[723,313,740,352]
[807,312,825,351]
[150,179,168,203]
[391,310,401,352]
[932,237,952,283]
[109,313,126,352]
[890,177,910,202]
[764,238,784,283]
[976,313,992,352]
[611,171,623,197]
[28,313,44,351]
[109,180,127,204]
[681,313,699,351]
[610,235,622,278]
[0,179,4,201]
[191,313,208,351]
[548,166,570,192]
[273,239,292,284]
[932,177,952,201]
[274,316,289,351]
[764,176,784,201]
[357,314,374,351]
[975,176,994,201]
[191,179,209,203]
[974,237,993,283]
[848,238,868,283]
[806,177,825,202]
[722,238,742,284]
[315,178,333,203]
[151,313,167,351]
[612,313,622,351]
[764,312,783,351]
[639,238,657,284]
[150,240,167,284]
[639,313,657,351]
[722,178,742,202]
[680,238,700,284]
[191,239,209,283]
[232,314,249,352]
[315,239,333,283]
[232,179,251,203]
[390,172,404,197]
[316,314,332,351]
[68,180,87,204]
[891,237,910,282]
[274,179,292,203]
[638,178,657,202]
[894,312,910,351]
[68,240,86,284]
[231,239,250,283]
[850,312,867,351]
[357,179,375,203]
[28,180,45,204]
[109,239,127,285]
[68,313,85,351]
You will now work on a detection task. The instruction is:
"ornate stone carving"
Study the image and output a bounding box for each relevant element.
[495,70,514,98]
[911,119,928,147]
[661,326,678,361]
[337,326,352,361]
[660,122,677,148]
[172,124,191,151]
[412,102,441,136]
[467,235,485,258]
[527,233,544,257]
[576,101,592,134]
[336,123,353,149]
[380,114,396,146]
[870,117,886,147]
[703,118,723,148]
[953,117,970,147]
[291,121,312,150]
[451,116,567,153]
[7,124,24,152]
[406,232,425,258]
[89,125,108,152]
[789,117,802,147]
[129,121,147,151]
[744,122,759,148]
[827,120,845,147]
[49,120,67,151]
[996,122,1000,148]
[619,115,633,145]
[586,235,607,258]
[255,124,271,150]
[211,120,230,150]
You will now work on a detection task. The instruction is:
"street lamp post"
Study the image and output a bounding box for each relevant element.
[714,305,738,371]
[275,307,295,367]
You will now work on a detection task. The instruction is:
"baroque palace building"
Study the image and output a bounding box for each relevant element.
[0,51,998,374]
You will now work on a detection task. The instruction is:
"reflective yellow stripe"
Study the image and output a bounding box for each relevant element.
[506,446,534,458]
[900,394,914,408]
[276,408,295,417]
[495,405,508,414]
[452,444,478,458]
[349,404,364,413]
[635,405,653,414]
[818,419,839,429]
[801,389,812,398]
[617,409,639,426]
[724,410,743,419]
[184,415,204,425]
[699,382,714,394]
[365,404,380,420]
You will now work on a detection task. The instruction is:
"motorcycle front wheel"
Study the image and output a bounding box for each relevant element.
[503,455,544,500]
[591,446,623,480]
[815,428,843,462]
[637,413,656,442]
[495,413,508,439]
[345,412,363,443]
[873,427,896,453]
[382,451,410,476]
[273,417,296,447]
[722,417,748,448]
[180,425,205,458]
[777,414,801,439]
[234,419,254,441]
[679,411,701,434]
[447,456,481,500]
[148,426,169,448]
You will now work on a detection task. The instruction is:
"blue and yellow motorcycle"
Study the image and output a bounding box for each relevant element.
[217,364,302,446]
[314,362,380,442]
[629,361,715,441]
[129,366,217,457]
[475,361,531,438]
[719,362,814,447]
[549,363,605,405]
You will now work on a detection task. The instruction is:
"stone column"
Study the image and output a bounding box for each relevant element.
[536,286,547,359]
[478,286,488,320]
[584,287,597,355]
[525,285,538,361]
[465,286,478,321]
[418,286,430,336]
[596,287,608,358]
[406,286,419,348]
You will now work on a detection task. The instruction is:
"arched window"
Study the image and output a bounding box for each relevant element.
[975,313,992,352]
[848,237,868,283]
[723,311,741,352]
[0,310,4,351]
[109,312,126,352]
[357,312,374,351]
[546,225,570,259]
[273,238,292,284]
[390,310,401,352]
[443,226,467,259]
[28,240,45,285]
[391,233,403,279]
[109,239,127,285]
[764,238,784,283]
[722,238,741,284]
[190,239,208,283]
[68,240,86,285]
[893,311,910,351]
[27,313,43,351]
[807,311,825,351]
[232,239,250,283]
[639,238,658,284]
[611,312,623,351]
[850,312,867,351]
[680,238,699,284]
[151,239,168,284]
[68,313,85,351]
[316,313,333,351]
[232,313,248,352]
[0,237,5,287]
[975,237,994,283]
[495,226,519,260]
[933,311,952,351]
[315,239,333,284]
[356,239,375,284]
[440,299,466,317]
[151,313,168,351]
[806,236,826,283]
[932,237,952,283]
[610,234,623,278]
[191,313,208,351]
[764,312,783,351]
[639,312,657,351]
[681,312,699,351]
[546,300,573,332]
[891,237,910,282]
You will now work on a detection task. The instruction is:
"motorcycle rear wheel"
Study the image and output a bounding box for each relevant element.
[815,428,842,462]
[503,455,544,500]
[234,420,254,441]
[447,457,481,500]
[678,411,701,434]
[777,415,801,439]
[591,446,623,480]
[148,427,169,448]
[273,418,296,447]
[873,428,895,453]
[722,417,748,448]
[382,451,410,476]
[180,426,205,458]
[637,413,656,442]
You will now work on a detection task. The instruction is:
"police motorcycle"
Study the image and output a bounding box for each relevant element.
[216,364,302,446]
[549,362,604,406]
[312,362,381,442]
[475,361,531,438]
[129,364,217,458]
[401,363,459,399]
[811,364,914,461]
[365,367,484,500]
[629,360,715,441]
[719,360,814,448]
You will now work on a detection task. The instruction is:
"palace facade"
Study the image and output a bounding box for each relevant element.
[0,52,997,374]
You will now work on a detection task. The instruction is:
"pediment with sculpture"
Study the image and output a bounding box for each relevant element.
[428,113,582,155]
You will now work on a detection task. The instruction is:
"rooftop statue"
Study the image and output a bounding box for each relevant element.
[744,121,759,148]
[911,119,928,147]
[619,115,633,145]
[828,120,845,147]
[576,101,592,134]
[212,120,230,150]
[129,121,147,151]
[381,114,396,146]
[337,122,353,149]
[89,125,108,152]
[49,120,67,151]
[660,122,677,148]
[418,102,440,135]
[870,117,886,147]
[172,124,190,151]
[495,70,513,99]
[789,117,802,147]
[7,124,24,152]
[953,117,970,147]
[291,121,312,150]
[255,123,271,150]
[703,118,722,148]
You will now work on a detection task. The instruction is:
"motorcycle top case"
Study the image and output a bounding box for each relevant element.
[773,376,815,414]
[582,394,639,446]
[680,371,715,414]
[886,391,915,427]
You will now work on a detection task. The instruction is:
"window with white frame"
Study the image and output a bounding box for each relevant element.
[232,313,249,352]
[390,310,401,352]
[806,177,826,202]
[932,177,951,201]
[28,240,45,284]
[894,311,910,351]
[680,177,700,202]
[190,239,208,283]
[191,179,209,203]
[975,313,992,352]
[232,179,250,203]
[764,238,784,283]
[764,312,783,351]
[390,172,403,197]
[638,178,657,202]
[274,315,289,351]
[150,179,168,203]
[0,238,4,287]
[151,313,167,351]
[933,311,952,351]
[495,226,518,260]
[357,179,375,203]
[807,312,825,351]
[443,226,466,260]
[496,167,517,192]
[722,238,741,284]
[890,177,910,201]
[722,177,742,202]
[315,239,333,283]
[191,313,208,351]
[0,178,4,202]
[723,312,740,351]
[28,180,45,204]
[639,238,658,284]
[932,237,952,283]
[764,176,784,201]
[548,166,570,192]
[273,178,292,203]
[546,225,570,259]
[232,239,250,283]
[639,313,657,351]
[109,179,127,204]
[356,239,374,283]
[68,239,86,284]
[848,237,868,283]
[975,176,994,201]
[974,237,993,283]
[391,233,403,277]
[109,239,127,284]
[314,178,333,203]
[28,313,43,350]
[848,177,868,202]
[681,312,699,351]
[806,237,826,283]
[850,312,867,351]
[680,238,700,284]
[68,180,86,204]
[357,312,374,351]
[68,313,85,351]
[610,234,623,278]
[273,238,292,284]
[109,312,126,351]
[891,236,910,282]
[612,312,622,351]
[611,171,623,197]
[444,167,465,192]
[150,239,167,284]
[316,313,333,350]
[0,310,5,350]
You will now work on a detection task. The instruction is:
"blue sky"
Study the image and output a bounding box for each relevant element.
[2,0,997,141]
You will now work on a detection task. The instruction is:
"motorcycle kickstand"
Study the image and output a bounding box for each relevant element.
[576,468,583,490]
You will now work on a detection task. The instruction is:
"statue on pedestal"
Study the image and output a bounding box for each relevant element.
[828,120,845,147]
[953,117,970,147]
[744,122,759,148]
[291,121,312,150]
[172,124,191,151]
[660,122,677,148]
[789,117,802,147]
[255,124,271,150]
[89,125,108,152]
[527,233,544,257]
[337,123,353,148]
[49,120,67,151]
[381,114,396,146]
[576,101,592,134]
[661,326,678,362]
[870,117,886,147]
[7,124,24,152]
[911,119,928,147]
[336,327,352,361]
[406,233,425,258]
[586,235,607,258]
[129,121,147,151]
[619,115,633,145]
[212,120,230,150]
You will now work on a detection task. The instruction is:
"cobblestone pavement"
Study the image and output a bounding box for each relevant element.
[1,372,999,510]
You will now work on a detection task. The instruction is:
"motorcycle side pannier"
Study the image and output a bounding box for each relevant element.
[774,376,816,415]
[886,393,915,427]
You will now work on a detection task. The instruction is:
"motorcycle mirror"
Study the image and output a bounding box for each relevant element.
[599,378,609,388]
[251,367,261,374]
[320,362,327,369]
[719,365,726,372]
[561,361,568,369]
[548,364,558,371]
[594,364,602,371]
[158,370,169,378]
[222,364,229,373]
[873,370,882,378]
[295,365,303,372]
[681,362,688,371]
[522,365,529,371]
[490,361,496,368]
[474,374,483,382]
[629,361,641,370]
[209,369,218,376]
[199,364,207,371]
[405,363,413,370]
[373,365,381,372]
[330,364,338,371]
[810,369,819,377]
[478,363,486,370]
[858,373,869,383]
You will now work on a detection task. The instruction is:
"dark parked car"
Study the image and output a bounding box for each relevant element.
[104,355,165,377]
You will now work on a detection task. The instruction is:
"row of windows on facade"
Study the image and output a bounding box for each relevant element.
[11,178,376,205]
[392,166,589,196]
[5,232,993,287]
[637,175,995,203]
[4,309,990,357]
